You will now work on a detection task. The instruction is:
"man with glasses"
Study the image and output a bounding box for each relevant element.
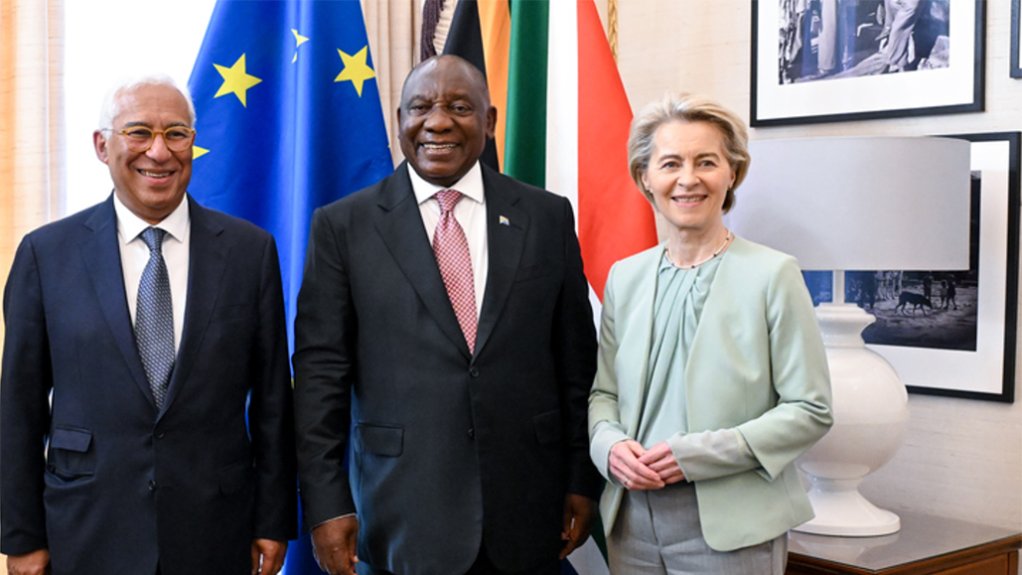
[0,76,296,575]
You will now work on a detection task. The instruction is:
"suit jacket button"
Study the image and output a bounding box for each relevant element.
[148,480,157,493]
[467,428,475,439]
[469,367,479,378]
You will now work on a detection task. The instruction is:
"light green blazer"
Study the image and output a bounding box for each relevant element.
[589,236,832,552]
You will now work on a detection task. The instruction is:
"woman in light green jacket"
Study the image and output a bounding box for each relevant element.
[588,93,833,575]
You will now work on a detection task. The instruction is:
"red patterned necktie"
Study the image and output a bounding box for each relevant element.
[433,189,477,352]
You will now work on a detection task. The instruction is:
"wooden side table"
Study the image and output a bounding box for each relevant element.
[786,511,1021,574]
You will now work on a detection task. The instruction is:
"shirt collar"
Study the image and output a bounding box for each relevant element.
[113,192,190,246]
[409,161,485,207]
[658,247,674,273]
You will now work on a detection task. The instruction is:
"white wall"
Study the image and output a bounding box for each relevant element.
[614,0,1022,535]
[63,0,214,215]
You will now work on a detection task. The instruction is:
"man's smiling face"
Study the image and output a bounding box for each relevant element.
[94,83,193,223]
[397,56,496,187]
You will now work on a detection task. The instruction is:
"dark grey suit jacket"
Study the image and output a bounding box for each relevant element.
[1,195,296,575]
[293,162,601,574]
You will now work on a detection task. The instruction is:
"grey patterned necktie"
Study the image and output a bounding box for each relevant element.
[136,227,174,409]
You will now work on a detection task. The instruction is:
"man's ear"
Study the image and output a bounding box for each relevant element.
[93,131,110,164]
[486,106,497,139]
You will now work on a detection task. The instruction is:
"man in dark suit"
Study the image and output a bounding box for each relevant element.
[0,77,296,575]
[293,55,601,575]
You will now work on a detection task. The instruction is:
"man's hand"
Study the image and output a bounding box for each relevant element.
[609,440,664,490]
[637,441,685,485]
[8,548,50,575]
[559,493,596,560]
[251,538,287,575]
[311,515,359,575]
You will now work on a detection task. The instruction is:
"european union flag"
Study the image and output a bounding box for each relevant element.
[187,1,393,572]
[188,0,394,349]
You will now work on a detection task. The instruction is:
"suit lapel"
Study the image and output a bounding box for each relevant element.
[682,237,741,393]
[80,197,155,407]
[474,168,527,358]
[161,198,229,416]
[374,164,472,358]
[619,251,658,433]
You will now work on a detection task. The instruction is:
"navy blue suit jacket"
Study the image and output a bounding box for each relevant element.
[1,195,296,575]
[293,163,601,575]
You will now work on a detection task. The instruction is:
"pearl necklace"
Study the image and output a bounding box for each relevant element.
[669,230,733,269]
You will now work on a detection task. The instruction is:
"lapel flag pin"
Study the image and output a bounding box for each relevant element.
[499,215,510,226]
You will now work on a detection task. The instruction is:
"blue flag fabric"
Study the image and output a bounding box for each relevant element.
[188,0,394,349]
[187,1,393,572]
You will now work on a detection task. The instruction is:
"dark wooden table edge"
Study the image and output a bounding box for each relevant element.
[787,532,1022,575]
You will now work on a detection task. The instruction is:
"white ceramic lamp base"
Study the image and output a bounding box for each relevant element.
[801,476,901,536]
[794,303,908,537]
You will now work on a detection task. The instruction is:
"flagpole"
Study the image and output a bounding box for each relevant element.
[607,0,618,62]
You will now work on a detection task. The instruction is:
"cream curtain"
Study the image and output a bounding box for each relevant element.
[361,0,420,167]
[0,0,60,570]
[0,1,63,564]
[0,0,64,358]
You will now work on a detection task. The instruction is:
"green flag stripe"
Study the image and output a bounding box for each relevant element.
[504,0,549,188]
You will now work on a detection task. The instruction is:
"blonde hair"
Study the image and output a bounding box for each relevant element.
[627,92,750,213]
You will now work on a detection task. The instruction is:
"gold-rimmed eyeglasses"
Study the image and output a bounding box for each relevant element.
[102,126,196,153]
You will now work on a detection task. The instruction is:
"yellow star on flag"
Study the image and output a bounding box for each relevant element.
[193,145,210,159]
[213,54,263,107]
[334,46,375,97]
[291,28,309,64]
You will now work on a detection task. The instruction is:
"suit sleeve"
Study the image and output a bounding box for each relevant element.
[587,264,630,481]
[736,256,832,480]
[248,235,298,540]
[1,236,53,555]
[679,257,833,482]
[552,199,604,500]
[293,208,358,528]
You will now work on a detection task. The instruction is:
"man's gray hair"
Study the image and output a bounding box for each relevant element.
[98,74,197,129]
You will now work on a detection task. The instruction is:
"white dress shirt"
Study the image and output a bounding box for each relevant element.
[113,193,190,352]
[409,162,488,314]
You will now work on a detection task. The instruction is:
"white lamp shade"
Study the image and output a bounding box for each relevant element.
[727,137,971,271]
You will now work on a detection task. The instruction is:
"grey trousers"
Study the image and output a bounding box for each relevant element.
[607,483,787,575]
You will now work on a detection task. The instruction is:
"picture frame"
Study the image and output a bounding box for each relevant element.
[889,132,1018,402]
[751,1,985,126]
[804,133,1019,402]
[1012,0,1022,77]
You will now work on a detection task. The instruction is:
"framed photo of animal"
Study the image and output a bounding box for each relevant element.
[751,0,985,126]
[802,132,1019,402]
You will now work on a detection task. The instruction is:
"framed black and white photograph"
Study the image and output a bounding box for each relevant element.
[1012,0,1022,77]
[752,0,985,126]
[804,133,1019,402]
